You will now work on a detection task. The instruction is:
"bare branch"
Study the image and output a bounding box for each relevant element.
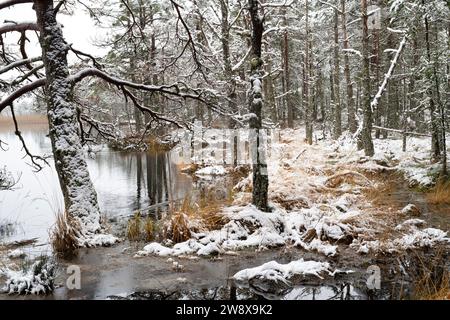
[0,0,32,10]
[10,104,50,172]
[0,22,38,35]
[0,78,45,113]
[11,64,44,85]
[0,56,41,75]
[69,46,104,69]
[69,68,214,105]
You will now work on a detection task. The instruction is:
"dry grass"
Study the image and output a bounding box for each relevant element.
[179,163,201,175]
[410,247,450,300]
[127,212,142,241]
[126,212,157,242]
[325,171,371,188]
[228,165,251,182]
[144,216,155,242]
[427,180,450,205]
[50,211,80,257]
[164,211,192,243]
[162,190,231,244]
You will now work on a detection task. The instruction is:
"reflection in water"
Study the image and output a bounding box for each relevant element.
[105,283,366,300]
[0,123,192,247]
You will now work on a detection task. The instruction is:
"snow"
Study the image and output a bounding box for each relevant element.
[371,35,407,111]
[331,132,443,188]
[137,129,449,259]
[351,228,449,254]
[7,249,26,259]
[395,219,426,231]
[401,204,420,215]
[342,49,362,57]
[81,233,120,247]
[1,258,55,295]
[195,165,227,177]
[233,259,332,284]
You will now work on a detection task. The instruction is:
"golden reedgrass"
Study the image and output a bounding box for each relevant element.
[127,212,142,241]
[126,211,157,242]
[163,190,231,244]
[50,211,80,257]
[427,180,450,205]
[411,247,450,300]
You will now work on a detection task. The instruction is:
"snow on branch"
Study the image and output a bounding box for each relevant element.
[342,48,362,58]
[0,78,45,113]
[0,0,32,10]
[0,56,42,75]
[371,35,407,112]
[261,0,294,8]
[387,27,407,34]
[0,21,38,35]
[372,125,431,138]
[317,0,343,14]
[354,35,407,140]
[69,68,213,103]
[232,47,251,72]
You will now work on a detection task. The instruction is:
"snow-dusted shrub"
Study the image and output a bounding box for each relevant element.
[2,256,56,295]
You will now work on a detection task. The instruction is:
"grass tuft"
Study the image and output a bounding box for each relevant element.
[127,212,142,241]
[50,211,80,257]
[427,180,450,205]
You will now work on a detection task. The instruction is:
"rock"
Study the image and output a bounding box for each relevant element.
[401,204,421,217]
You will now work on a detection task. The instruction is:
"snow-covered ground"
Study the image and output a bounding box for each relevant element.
[137,129,449,275]
[2,129,448,294]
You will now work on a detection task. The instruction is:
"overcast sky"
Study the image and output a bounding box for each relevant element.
[0,2,109,63]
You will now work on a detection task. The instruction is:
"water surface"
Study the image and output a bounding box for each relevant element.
[0,120,193,249]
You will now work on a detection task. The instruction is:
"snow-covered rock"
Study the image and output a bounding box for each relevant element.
[233,259,332,284]
[401,204,421,217]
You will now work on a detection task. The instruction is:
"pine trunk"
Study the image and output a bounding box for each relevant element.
[34,0,103,240]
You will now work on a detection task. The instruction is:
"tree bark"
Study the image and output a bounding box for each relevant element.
[423,0,441,162]
[219,0,237,129]
[341,0,356,133]
[248,0,269,212]
[304,0,313,145]
[283,9,293,128]
[332,7,342,139]
[357,0,374,156]
[33,0,103,240]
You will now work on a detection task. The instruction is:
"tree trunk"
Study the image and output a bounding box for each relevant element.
[220,0,237,129]
[248,0,269,212]
[283,9,293,128]
[341,0,356,133]
[34,0,104,241]
[357,0,374,156]
[304,0,313,145]
[373,29,382,139]
[423,0,441,162]
[332,8,342,139]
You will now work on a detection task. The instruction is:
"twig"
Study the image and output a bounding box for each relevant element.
[9,104,50,172]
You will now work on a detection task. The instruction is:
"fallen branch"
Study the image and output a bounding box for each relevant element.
[373,126,431,138]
